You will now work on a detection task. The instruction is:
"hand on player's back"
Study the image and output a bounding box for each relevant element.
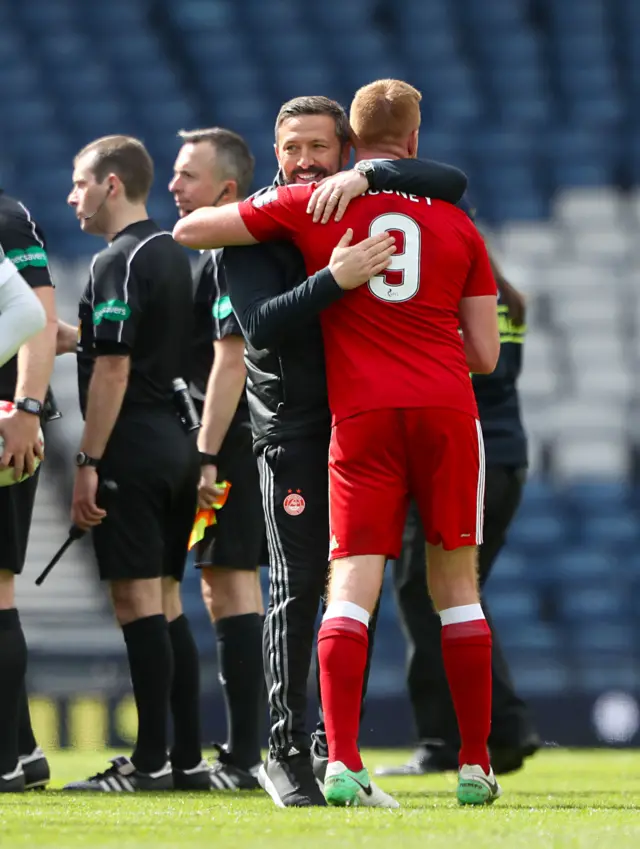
[307,170,370,224]
[329,229,396,291]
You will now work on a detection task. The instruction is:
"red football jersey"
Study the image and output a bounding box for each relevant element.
[238,183,496,423]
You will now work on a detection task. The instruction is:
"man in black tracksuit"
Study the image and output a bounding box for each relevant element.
[219,95,467,806]
[378,199,541,777]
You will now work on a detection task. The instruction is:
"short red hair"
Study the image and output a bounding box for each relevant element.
[350,79,422,147]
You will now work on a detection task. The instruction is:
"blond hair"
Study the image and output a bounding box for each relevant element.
[350,79,422,147]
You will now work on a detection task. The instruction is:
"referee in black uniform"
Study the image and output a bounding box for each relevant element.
[170,128,265,789]
[378,210,541,777]
[216,96,468,807]
[63,135,207,792]
[0,192,57,792]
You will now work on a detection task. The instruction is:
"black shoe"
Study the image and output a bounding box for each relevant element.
[19,747,50,790]
[375,741,459,776]
[490,732,542,776]
[258,749,327,807]
[63,756,174,792]
[208,745,260,791]
[173,759,214,791]
[0,763,25,793]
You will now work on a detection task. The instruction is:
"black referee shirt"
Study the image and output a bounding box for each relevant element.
[77,219,193,417]
[189,248,249,425]
[0,191,53,400]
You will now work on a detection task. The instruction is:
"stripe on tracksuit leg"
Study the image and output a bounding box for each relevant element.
[259,454,294,751]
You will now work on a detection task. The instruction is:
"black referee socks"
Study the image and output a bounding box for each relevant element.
[18,681,37,756]
[122,614,173,775]
[0,608,28,774]
[215,613,264,770]
[168,614,203,770]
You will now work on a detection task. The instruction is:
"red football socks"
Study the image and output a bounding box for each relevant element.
[440,608,492,774]
[318,612,369,772]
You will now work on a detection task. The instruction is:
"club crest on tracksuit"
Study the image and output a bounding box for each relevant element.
[283,490,305,516]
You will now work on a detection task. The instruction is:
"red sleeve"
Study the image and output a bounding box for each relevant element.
[238,184,313,243]
[462,230,498,298]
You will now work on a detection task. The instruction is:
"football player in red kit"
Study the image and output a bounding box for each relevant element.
[173,79,500,808]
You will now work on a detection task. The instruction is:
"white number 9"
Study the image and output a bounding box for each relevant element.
[367,213,421,303]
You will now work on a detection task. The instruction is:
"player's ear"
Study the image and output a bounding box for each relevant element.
[221,181,237,202]
[273,142,282,167]
[341,141,352,169]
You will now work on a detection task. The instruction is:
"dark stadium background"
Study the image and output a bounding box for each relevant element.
[4,0,639,751]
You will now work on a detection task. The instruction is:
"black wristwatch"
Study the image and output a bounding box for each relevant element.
[355,159,376,188]
[76,451,100,469]
[199,452,219,466]
[14,397,43,417]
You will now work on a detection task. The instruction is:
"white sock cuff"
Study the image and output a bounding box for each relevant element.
[323,601,370,627]
[440,603,485,627]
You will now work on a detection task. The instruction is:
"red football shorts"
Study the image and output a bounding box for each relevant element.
[328,407,485,560]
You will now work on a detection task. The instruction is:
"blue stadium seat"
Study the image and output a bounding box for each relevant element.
[50,66,113,99]
[560,587,627,623]
[564,481,631,515]
[399,0,455,31]
[0,66,42,98]
[576,658,640,693]
[580,515,638,548]
[172,0,235,32]
[0,30,25,67]
[100,34,163,66]
[545,0,608,32]
[487,589,539,623]
[501,623,559,652]
[14,1,77,30]
[38,33,92,68]
[519,479,559,511]
[572,624,633,653]
[505,514,566,550]
[491,550,528,579]
[511,655,571,696]
[553,549,618,580]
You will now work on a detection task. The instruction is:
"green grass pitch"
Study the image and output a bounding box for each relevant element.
[1,749,638,848]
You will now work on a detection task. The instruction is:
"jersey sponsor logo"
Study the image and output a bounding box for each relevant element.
[93,299,131,325]
[5,246,48,269]
[212,295,233,319]
[283,489,305,516]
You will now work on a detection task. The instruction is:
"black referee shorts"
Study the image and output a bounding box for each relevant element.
[92,410,199,583]
[194,421,265,572]
[0,467,40,575]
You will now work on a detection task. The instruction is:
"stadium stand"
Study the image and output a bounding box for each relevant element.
[3,0,637,740]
